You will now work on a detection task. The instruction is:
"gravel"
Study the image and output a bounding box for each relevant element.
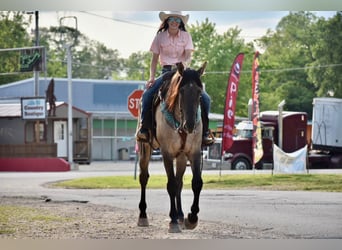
[0,196,287,239]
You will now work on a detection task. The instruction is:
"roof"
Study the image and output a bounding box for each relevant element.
[0,103,20,117]
[0,101,88,118]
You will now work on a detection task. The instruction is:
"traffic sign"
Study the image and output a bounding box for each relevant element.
[127,89,143,118]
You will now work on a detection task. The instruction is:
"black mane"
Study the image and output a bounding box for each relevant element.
[159,68,203,100]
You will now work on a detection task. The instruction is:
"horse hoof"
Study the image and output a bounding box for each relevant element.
[178,218,185,229]
[168,223,182,233]
[184,218,198,230]
[137,217,149,227]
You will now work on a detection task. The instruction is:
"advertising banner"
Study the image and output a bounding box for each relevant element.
[252,51,263,165]
[273,144,307,174]
[221,53,245,155]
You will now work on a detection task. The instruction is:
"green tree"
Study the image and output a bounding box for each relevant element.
[123,51,151,80]
[0,11,33,85]
[257,11,319,118]
[43,26,123,79]
[189,19,255,117]
[73,40,122,79]
[307,12,342,97]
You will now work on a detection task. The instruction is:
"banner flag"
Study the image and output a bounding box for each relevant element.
[221,53,245,155]
[251,51,263,165]
[273,144,308,174]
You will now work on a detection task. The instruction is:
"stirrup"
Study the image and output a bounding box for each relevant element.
[136,129,149,142]
[202,136,215,146]
[202,130,215,146]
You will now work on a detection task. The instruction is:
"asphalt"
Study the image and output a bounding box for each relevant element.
[75,160,342,175]
[1,160,342,238]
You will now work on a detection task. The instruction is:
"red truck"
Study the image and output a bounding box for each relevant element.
[205,97,342,170]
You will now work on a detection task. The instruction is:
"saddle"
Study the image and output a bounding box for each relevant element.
[148,71,174,148]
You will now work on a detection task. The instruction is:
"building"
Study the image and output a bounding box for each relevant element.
[0,77,223,162]
[0,101,91,171]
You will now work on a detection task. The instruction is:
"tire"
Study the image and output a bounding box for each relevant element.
[232,157,251,170]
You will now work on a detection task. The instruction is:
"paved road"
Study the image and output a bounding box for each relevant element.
[1,161,342,238]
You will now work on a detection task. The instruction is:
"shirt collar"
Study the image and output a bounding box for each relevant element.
[167,29,180,38]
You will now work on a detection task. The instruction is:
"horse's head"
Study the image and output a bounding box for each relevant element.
[166,62,207,134]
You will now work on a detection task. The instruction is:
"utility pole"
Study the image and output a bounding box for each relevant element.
[60,16,78,169]
[34,11,40,143]
[34,11,39,96]
[66,44,73,166]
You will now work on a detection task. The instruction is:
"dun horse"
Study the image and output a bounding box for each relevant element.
[137,62,207,233]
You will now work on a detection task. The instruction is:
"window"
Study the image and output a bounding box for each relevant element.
[25,121,46,143]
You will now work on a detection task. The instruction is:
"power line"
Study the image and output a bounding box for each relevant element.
[79,11,156,29]
[45,57,342,75]
[204,63,342,75]
[261,63,342,73]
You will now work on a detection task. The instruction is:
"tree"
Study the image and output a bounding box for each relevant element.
[42,26,123,80]
[257,11,319,118]
[306,12,342,98]
[123,51,151,80]
[0,11,33,85]
[73,39,122,79]
[189,19,255,117]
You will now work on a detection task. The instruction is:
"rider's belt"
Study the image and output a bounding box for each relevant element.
[162,65,173,71]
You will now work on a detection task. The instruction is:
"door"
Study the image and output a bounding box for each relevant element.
[54,121,67,157]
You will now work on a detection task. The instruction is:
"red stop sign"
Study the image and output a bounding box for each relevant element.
[127,89,144,117]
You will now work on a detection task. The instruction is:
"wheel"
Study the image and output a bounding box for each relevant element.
[232,157,251,170]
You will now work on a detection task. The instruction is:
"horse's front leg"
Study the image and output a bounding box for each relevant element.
[138,142,151,227]
[175,155,187,226]
[164,156,181,233]
[185,153,203,230]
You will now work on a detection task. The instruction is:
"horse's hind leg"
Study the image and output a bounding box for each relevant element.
[137,142,151,227]
[184,155,203,230]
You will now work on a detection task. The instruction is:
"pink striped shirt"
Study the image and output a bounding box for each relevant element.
[150,30,194,66]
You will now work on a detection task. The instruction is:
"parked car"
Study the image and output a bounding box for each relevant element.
[129,146,162,161]
[151,149,163,161]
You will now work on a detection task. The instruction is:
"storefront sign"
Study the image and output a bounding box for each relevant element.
[21,97,46,120]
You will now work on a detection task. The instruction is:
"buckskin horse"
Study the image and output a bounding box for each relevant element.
[137,62,207,233]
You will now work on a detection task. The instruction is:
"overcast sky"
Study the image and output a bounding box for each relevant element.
[32,11,336,58]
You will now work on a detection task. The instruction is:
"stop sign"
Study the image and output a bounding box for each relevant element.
[127,89,144,117]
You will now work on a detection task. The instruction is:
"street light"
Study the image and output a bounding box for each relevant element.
[58,16,78,168]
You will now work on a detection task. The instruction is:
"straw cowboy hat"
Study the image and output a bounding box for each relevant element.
[159,11,189,25]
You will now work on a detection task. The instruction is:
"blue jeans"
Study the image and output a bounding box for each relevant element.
[140,70,211,128]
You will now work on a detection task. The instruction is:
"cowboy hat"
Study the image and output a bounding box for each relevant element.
[159,11,189,25]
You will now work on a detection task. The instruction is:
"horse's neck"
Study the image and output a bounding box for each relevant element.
[160,98,182,129]
[172,98,182,122]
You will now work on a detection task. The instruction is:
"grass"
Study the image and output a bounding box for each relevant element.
[52,173,342,192]
[0,205,69,235]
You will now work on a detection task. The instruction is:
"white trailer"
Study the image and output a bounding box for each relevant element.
[312,97,342,151]
[310,97,342,168]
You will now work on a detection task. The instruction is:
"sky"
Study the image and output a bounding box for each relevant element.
[31,11,337,58]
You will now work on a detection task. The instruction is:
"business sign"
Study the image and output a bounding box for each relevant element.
[0,46,45,75]
[20,47,45,72]
[21,97,47,120]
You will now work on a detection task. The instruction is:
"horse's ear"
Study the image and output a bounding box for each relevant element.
[176,62,185,76]
[198,61,207,76]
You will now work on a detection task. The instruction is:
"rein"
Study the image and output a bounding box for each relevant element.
[160,101,201,130]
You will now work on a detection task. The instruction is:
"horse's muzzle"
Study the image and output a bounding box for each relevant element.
[182,121,196,134]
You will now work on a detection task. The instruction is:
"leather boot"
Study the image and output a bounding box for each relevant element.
[136,110,152,142]
[136,126,149,142]
[201,103,215,146]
